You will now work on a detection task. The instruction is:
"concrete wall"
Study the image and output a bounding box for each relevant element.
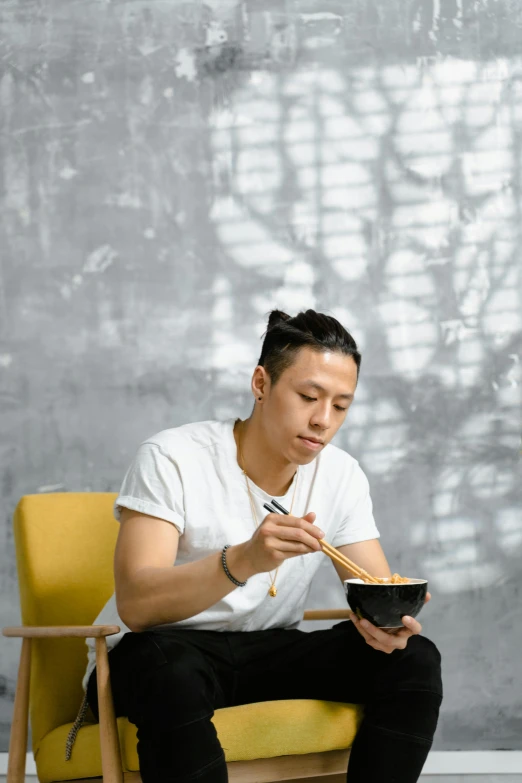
[1,0,521,752]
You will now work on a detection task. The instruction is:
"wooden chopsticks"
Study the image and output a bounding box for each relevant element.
[318,539,380,584]
[263,500,381,584]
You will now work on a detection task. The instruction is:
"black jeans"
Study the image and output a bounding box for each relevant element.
[86,620,442,783]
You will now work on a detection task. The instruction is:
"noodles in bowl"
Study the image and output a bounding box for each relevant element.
[372,573,411,584]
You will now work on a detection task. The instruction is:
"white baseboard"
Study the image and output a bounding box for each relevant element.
[423,751,522,774]
[0,754,37,775]
[0,751,521,776]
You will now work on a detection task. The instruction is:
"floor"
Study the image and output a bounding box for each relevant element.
[7,776,522,782]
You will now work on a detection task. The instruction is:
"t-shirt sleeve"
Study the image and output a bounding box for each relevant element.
[330,461,380,547]
[114,442,185,535]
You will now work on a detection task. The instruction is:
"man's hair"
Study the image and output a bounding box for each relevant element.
[257,309,361,387]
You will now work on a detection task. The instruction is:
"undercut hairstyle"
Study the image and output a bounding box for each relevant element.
[257,309,361,387]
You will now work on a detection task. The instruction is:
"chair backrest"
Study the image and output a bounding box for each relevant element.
[13,492,119,755]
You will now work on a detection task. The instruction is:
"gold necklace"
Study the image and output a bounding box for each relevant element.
[238,420,299,597]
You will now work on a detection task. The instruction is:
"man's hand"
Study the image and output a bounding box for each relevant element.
[243,511,324,575]
[348,593,431,654]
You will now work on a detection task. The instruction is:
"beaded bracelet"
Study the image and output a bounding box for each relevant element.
[221,544,247,587]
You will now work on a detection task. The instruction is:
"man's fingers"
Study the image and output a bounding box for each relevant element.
[402,615,422,635]
[356,613,422,639]
[270,513,324,539]
[359,617,411,646]
[425,592,431,604]
[349,613,387,649]
[266,535,321,555]
[349,611,413,651]
[273,526,323,551]
[264,512,325,553]
[354,622,395,653]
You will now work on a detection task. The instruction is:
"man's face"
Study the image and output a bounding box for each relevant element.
[259,347,358,465]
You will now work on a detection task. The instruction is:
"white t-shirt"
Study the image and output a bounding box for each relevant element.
[82,417,380,691]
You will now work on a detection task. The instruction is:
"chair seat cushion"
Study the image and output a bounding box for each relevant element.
[35,699,364,782]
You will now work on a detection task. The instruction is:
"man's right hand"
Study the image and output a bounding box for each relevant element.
[242,511,325,575]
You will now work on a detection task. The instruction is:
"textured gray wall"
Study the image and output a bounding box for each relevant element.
[1,0,521,754]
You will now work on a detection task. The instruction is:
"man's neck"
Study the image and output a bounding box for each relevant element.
[233,416,297,498]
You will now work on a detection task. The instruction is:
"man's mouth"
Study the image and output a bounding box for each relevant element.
[299,436,324,450]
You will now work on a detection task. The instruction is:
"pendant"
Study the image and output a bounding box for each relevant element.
[268,585,277,597]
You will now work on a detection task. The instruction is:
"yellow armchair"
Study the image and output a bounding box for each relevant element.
[3,493,363,782]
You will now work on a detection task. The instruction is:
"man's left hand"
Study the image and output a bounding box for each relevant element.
[347,592,431,654]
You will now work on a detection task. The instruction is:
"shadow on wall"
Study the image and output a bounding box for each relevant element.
[207,54,522,598]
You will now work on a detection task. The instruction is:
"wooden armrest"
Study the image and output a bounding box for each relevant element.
[2,624,121,638]
[4,615,350,634]
[302,609,352,621]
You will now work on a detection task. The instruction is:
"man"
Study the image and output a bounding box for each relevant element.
[67,308,442,782]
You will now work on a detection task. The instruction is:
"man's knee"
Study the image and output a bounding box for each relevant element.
[397,634,443,698]
[367,637,443,742]
[131,648,218,728]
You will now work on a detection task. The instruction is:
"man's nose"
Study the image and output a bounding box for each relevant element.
[310,405,330,431]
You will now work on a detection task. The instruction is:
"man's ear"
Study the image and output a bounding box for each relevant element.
[251,365,269,399]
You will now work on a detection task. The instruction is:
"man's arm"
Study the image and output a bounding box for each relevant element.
[115,508,256,632]
[331,539,392,585]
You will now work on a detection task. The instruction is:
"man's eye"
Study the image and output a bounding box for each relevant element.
[300,394,347,412]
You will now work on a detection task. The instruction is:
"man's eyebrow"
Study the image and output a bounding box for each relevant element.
[299,380,354,400]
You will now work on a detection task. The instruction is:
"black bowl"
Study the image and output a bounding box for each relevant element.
[344,578,428,629]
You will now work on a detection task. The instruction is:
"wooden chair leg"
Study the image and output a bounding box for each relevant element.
[7,637,31,783]
[95,637,124,783]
